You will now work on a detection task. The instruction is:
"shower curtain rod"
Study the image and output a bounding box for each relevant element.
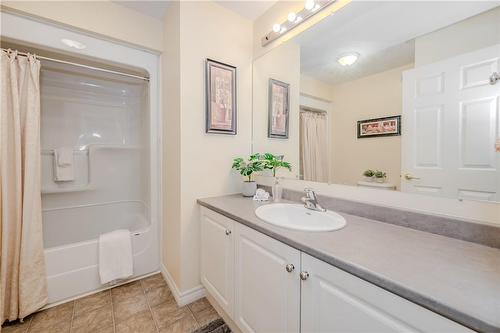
[1,48,150,82]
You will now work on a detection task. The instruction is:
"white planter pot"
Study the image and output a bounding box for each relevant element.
[364,176,374,182]
[242,181,257,197]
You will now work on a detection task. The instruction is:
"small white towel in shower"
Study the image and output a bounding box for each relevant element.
[99,229,133,284]
[53,147,74,181]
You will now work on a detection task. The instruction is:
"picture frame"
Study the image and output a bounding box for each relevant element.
[268,78,290,139]
[357,115,401,138]
[205,58,237,135]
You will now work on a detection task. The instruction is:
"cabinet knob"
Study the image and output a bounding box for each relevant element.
[300,271,310,280]
[225,229,232,236]
[285,264,295,273]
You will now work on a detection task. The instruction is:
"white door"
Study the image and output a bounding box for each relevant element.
[300,253,472,333]
[401,44,500,201]
[234,223,300,333]
[200,207,235,317]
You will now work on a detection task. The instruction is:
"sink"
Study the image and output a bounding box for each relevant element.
[255,203,346,232]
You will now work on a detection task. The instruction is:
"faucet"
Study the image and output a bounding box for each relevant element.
[302,188,326,212]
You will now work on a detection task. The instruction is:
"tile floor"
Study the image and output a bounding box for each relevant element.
[2,273,227,333]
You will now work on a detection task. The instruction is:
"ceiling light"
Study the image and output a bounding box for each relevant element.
[288,12,297,22]
[295,16,303,23]
[305,0,315,11]
[61,38,86,50]
[280,27,287,34]
[337,53,359,66]
[272,24,281,33]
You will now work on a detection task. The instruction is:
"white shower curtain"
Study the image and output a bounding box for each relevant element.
[300,110,328,182]
[1,50,48,322]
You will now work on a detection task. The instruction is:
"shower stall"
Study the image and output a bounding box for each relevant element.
[2,13,161,305]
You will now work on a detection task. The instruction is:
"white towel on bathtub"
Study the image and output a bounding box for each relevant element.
[99,229,133,284]
[53,147,74,181]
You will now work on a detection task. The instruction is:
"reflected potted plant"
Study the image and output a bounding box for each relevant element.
[261,153,292,202]
[232,154,264,197]
[374,170,387,183]
[363,169,375,182]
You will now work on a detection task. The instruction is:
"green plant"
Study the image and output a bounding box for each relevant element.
[374,170,386,179]
[231,154,264,182]
[260,153,292,177]
[363,169,375,177]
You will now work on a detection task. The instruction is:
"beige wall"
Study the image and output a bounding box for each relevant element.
[253,41,301,179]
[1,1,163,52]
[415,6,500,67]
[330,64,413,189]
[163,1,253,292]
[300,75,333,102]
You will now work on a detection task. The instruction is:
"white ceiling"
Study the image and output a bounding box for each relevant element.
[296,1,500,85]
[113,0,277,21]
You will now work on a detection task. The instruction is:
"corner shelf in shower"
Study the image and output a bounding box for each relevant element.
[41,144,142,194]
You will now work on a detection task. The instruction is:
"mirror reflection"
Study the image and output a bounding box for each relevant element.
[252,2,500,202]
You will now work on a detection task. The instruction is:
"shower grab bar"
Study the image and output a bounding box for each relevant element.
[42,199,149,212]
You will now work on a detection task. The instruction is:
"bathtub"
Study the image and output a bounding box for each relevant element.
[42,200,159,304]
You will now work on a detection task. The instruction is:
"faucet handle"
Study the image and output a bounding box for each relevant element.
[304,187,316,199]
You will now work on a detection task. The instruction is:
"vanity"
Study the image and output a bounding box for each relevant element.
[198,194,500,333]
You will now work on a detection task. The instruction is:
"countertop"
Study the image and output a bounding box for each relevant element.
[198,195,500,333]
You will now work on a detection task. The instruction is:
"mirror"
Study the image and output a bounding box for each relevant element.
[252,2,500,202]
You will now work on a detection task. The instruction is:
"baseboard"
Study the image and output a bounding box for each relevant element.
[160,263,205,306]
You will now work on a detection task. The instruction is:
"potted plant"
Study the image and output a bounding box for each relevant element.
[374,170,387,183]
[232,154,263,197]
[261,153,292,202]
[362,169,375,182]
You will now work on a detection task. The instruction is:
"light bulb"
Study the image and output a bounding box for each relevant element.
[305,0,315,11]
[337,53,359,66]
[288,12,297,22]
[295,16,303,23]
[280,27,287,34]
[272,23,281,33]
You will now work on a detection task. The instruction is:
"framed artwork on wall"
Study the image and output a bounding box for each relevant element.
[268,78,290,139]
[205,59,237,135]
[357,115,401,138]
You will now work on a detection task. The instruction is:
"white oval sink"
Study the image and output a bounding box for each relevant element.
[255,203,346,232]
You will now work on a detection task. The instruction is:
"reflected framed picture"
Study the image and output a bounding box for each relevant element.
[357,115,401,138]
[205,59,237,135]
[268,78,290,139]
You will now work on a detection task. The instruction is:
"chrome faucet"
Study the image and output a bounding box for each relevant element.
[302,188,326,212]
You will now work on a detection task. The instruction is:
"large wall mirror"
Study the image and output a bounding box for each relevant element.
[252,2,500,202]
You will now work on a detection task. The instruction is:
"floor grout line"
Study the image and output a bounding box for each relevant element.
[140,279,160,333]
[110,289,117,333]
[69,300,76,333]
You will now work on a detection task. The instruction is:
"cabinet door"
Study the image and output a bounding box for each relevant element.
[301,253,472,333]
[200,207,235,317]
[235,224,300,333]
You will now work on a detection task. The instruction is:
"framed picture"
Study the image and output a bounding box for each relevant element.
[205,59,237,135]
[268,78,290,139]
[357,115,401,138]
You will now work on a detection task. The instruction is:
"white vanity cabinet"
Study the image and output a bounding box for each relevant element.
[234,223,300,333]
[200,208,472,333]
[200,207,235,317]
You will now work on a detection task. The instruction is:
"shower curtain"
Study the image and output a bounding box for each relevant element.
[1,50,47,322]
[300,110,328,182]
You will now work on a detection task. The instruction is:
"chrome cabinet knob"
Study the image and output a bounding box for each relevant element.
[225,229,231,236]
[300,271,309,280]
[285,264,295,273]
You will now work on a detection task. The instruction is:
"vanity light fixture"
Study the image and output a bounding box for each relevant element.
[262,0,335,46]
[337,53,359,66]
[61,38,86,50]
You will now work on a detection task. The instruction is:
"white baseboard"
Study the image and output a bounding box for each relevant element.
[160,263,205,306]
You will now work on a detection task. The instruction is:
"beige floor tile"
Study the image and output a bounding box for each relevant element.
[30,302,74,332]
[191,306,220,328]
[115,310,157,333]
[111,281,143,302]
[187,298,211,314]
[141,274,167,292]
[158,313,198,333]
[145,285,173,307]
[113,293,149,323]
[71,306,113,333]
[2,318,32,333]
[74,290,111,316]
[151,299,192,330]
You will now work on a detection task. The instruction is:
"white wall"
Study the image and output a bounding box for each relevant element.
[415,6,500,67]
[1,1,163,52]
[162,1,253,293]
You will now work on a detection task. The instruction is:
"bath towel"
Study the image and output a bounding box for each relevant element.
[99,229,133,284]
[53,148,74,181]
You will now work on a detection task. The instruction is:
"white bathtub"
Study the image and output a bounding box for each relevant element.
[43,201,159,304]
